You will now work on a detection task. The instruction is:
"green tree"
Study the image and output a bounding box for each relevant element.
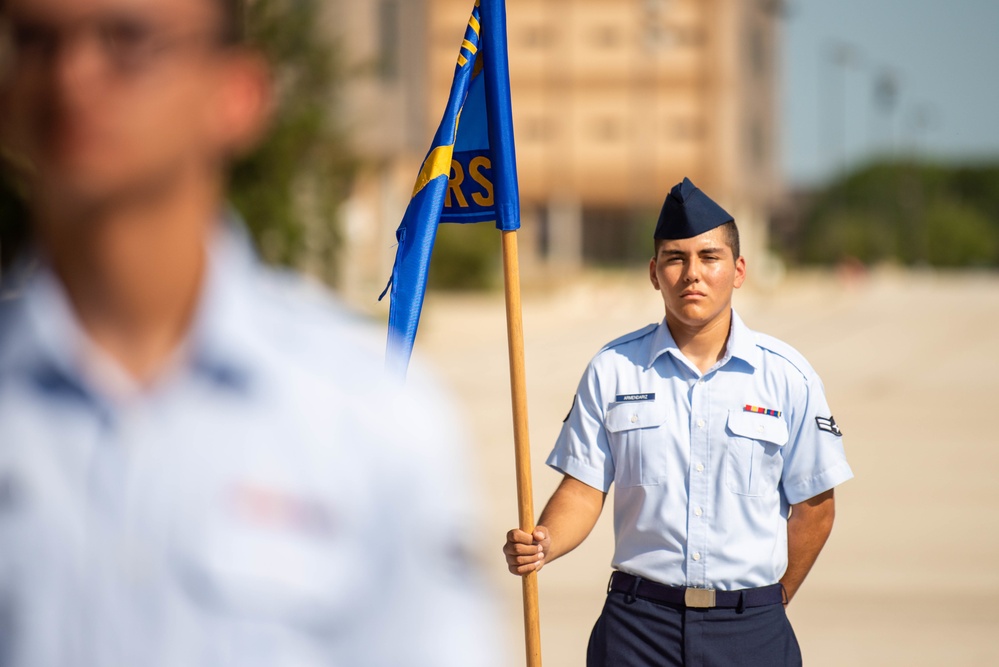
[427,222,501,291]
[802,210,898,265]
[230,0,355,283]
[791,160,999,269]
[925,199,997,267]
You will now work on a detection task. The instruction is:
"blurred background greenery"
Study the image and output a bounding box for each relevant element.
[229,0,354,283]
[775,161,999,269]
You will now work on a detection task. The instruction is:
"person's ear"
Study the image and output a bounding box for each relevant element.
[211,51,273,158]
[649,257,660,290]
[733,255,747,289]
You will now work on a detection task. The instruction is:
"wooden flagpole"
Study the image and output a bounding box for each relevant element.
[501,229,542,667]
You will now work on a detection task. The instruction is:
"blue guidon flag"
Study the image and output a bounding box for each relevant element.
[380,0,521,377]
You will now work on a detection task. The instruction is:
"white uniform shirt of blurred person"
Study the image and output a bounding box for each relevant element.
[0,226,503,667]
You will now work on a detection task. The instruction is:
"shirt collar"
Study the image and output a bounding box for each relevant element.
[646,309,761,372]
[646,318,682,370]
[184,219,261,391]
[723,310,762,370]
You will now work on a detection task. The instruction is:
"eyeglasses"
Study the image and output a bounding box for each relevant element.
[0,12,227,77]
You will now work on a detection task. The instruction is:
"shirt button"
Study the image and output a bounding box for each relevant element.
[757,425,766,433]
[630,414,638,423]
[696,419,705,428]
[694,507,703,517]
[696,463,704,472]
[697,379,704,385]
[693,552,701,561]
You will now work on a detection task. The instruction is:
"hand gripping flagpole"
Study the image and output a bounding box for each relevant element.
[501,229,542,667]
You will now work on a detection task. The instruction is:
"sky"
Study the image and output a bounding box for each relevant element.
[781,0,999,186]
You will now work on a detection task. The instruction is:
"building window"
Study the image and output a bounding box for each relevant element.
[522,26,547,49]
[592,117,623,142]
[747,24,766,79]
[748,118,766,167]
[378,0,400,81]
[524,117,554,142]
[582,208,649,266]
[669,117,704,141]
[645,23,705,52]
[643,25,663,51]
[676,25,706,47]
[591,26,622,49]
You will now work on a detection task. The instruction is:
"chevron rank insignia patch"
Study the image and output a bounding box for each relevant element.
[815,416,843,437]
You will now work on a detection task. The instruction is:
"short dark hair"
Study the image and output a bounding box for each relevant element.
[720,220,741,259]
[653,220,741,260]
[213,0,244,45]
[0,0,243,43]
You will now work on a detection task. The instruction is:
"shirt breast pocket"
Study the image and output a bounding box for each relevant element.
[605,401,669,487]
[725,410,789,497]
[171,490,366,632]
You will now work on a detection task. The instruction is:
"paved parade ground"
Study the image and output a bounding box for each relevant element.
[418,267,999,666]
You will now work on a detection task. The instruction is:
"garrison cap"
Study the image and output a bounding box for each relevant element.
[654,177,734,240]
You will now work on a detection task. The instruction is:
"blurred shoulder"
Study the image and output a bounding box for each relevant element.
[213,222,460,456]
[246,262,457,439]
[251,265,384,369]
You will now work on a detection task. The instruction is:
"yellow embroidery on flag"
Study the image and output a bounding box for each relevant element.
[412,145,455,198]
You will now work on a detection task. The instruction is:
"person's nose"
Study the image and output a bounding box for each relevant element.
[683,258,702,284]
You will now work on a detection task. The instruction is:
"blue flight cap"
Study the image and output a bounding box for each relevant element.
[654,177,734,240]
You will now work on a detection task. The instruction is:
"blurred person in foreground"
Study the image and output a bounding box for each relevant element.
[0,0,498,665]
[504,179,854,666]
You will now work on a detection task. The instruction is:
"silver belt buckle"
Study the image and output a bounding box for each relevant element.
[684,587,717,608]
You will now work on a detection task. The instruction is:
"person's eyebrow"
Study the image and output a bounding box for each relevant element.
[698,246,725,255]
[660,248,687,257]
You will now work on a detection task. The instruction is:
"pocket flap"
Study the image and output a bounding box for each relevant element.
[606,400,668,433]
[727,410,789,446]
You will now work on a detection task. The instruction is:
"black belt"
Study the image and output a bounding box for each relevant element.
[608,571,786,610]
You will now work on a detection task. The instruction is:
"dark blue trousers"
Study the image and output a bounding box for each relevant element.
[586,591,802,667]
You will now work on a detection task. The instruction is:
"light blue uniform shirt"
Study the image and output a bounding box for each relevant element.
[547,312,854,591]
[0,226,499,667]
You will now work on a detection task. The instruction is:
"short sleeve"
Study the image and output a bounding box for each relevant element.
[546,361,615,492]
[781,370,854,505]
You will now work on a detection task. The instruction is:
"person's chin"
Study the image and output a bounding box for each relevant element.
[36,159,132,205]
[673,304,721,327]
[36,176,108,208]
[676,301,708,317]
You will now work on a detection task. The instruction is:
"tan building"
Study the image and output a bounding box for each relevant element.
[330,0,780,296]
